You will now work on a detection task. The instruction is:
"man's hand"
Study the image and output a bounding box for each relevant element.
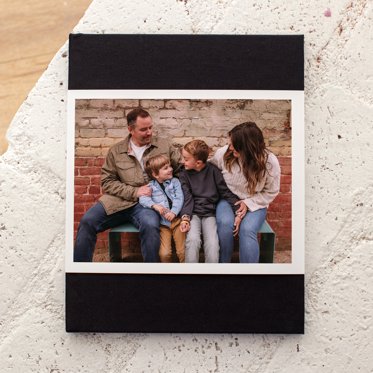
[233,215,242,236]
[180,220,190,233]
[137,185,152,197]
[164,211,176,222]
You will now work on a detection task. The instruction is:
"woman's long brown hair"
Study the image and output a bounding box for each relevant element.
[224,122,268,195]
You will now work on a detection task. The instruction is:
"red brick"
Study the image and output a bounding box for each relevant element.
[273,231,290,240]
[83,203,95,211]
[79,167,102,176]
[97,239,108,249]
[280,183,291,193]
[75,177,91,185]
[267,211,292,220]
[95,243,107,251]
[94,158,105,167]
[277,236,292,244]
[74,204,86,212]
[273,194,291,204]
[81,158,96,166]
[276,244,291,251]
[281,175,292,184]
[272,219,292,228]
[280,165,292,175]
[268,203,291,212]
[268,219,279,226]
[74,212,84,221]
[278,156,291,166]
[89,186,101,194]
[97,231,106,238]
[276,232,291,240]
[90,176,101,186]
[277,238,292,249]
[74,194,96,203]
[75,185,88,194]
[75,158,93,167]
[74,158,86,167]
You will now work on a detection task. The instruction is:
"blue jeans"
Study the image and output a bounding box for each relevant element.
[216,199,267,263]
[74,202,160,262]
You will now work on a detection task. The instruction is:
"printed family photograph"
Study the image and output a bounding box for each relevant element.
[71,96,294,268]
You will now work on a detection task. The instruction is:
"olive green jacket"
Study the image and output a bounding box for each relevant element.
[99,135,180,215]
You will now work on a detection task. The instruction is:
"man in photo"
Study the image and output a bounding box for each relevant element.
[73,108,180,262]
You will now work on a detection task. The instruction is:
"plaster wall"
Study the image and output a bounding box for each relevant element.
[0,0,372,372]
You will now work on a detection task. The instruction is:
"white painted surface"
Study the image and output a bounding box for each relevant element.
[0,0,372,371]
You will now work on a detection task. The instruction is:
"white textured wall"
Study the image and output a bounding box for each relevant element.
[1,0,372,371]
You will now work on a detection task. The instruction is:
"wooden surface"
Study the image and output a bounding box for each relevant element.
[0,0,91,155]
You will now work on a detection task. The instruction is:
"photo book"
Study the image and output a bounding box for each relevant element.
[66,34,304,333]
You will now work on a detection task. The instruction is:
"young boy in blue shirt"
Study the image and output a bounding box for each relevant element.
[140,154,185,262]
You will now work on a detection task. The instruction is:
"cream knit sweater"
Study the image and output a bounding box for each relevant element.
[210,145,281,212]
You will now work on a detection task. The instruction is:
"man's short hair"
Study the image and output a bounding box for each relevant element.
[127,108,150,127]
[145,154,170,179]
[183,140,210,163]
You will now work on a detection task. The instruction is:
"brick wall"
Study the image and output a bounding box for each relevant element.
[74,99,292,259]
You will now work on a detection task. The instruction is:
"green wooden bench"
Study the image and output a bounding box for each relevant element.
[108,220,275,263]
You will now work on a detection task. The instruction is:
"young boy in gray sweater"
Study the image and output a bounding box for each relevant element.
[179,140,241,263]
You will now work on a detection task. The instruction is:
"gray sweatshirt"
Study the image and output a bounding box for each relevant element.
[179,162,239,218]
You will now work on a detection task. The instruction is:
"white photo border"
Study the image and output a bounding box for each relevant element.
[66,90,304,275]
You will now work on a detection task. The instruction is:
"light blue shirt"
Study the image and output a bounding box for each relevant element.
[139,178,184,227]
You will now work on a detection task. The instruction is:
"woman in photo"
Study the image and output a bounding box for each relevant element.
[210,122,281,263]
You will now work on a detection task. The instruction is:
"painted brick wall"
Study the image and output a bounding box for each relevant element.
[75,99,291,157]
[74,99,292,259]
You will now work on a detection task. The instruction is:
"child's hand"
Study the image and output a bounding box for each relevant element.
[152,204,166,215]
[233,215,242,236]
[180,220,190,233]
[164,211,176,222]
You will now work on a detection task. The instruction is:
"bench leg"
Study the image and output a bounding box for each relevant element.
[109,232,122,262]
[259,232,275,263]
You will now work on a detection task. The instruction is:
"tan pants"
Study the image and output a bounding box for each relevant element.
[159,218,185,263]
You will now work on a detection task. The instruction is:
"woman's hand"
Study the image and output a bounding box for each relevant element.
[235,200,248,219]
[233,215,242,236]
